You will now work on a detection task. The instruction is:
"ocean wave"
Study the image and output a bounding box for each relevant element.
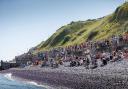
[3,73,51,89]
[26,81,52,89]
[4,73,14,81]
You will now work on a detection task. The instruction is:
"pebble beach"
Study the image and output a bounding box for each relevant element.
[0,60,128,89]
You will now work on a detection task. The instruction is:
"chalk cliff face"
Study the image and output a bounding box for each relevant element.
[35,2,128,52]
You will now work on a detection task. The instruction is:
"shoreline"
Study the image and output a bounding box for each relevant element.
[3,73,52,89]
[1,60,128,89]
[1,69,72,89]
[1,72,68,89]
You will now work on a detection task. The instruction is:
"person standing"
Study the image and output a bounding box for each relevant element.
[84,48,92,69]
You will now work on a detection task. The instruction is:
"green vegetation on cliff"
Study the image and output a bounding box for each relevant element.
[35,2,128,52]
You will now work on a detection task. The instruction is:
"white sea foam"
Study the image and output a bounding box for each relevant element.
[3,73,52,89]
[4,73,14,81]
[26,81,52,89]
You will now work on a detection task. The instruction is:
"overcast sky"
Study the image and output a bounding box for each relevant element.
[0,0,124,61]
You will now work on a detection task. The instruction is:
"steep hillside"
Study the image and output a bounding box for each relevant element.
[36,2,128,52]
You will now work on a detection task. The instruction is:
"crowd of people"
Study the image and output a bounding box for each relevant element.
[38,33,128,69]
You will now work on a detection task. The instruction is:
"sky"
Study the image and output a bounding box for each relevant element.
[0,0,124,61]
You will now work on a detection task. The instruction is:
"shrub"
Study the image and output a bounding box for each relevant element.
[87,31,98,40]
[61,35,71,45]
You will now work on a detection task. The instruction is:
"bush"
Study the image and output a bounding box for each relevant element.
[62,35,71,45]
[87,31,98,40]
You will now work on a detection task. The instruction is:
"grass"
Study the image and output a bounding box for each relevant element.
[32,2,128,53]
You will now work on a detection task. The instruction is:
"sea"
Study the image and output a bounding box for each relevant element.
[0,73,47,89]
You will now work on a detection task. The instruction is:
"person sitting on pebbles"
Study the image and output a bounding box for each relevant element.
[110,50,123,62]
[117,50,124,61]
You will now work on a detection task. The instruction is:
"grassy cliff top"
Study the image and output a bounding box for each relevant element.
[33,2,128,53]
